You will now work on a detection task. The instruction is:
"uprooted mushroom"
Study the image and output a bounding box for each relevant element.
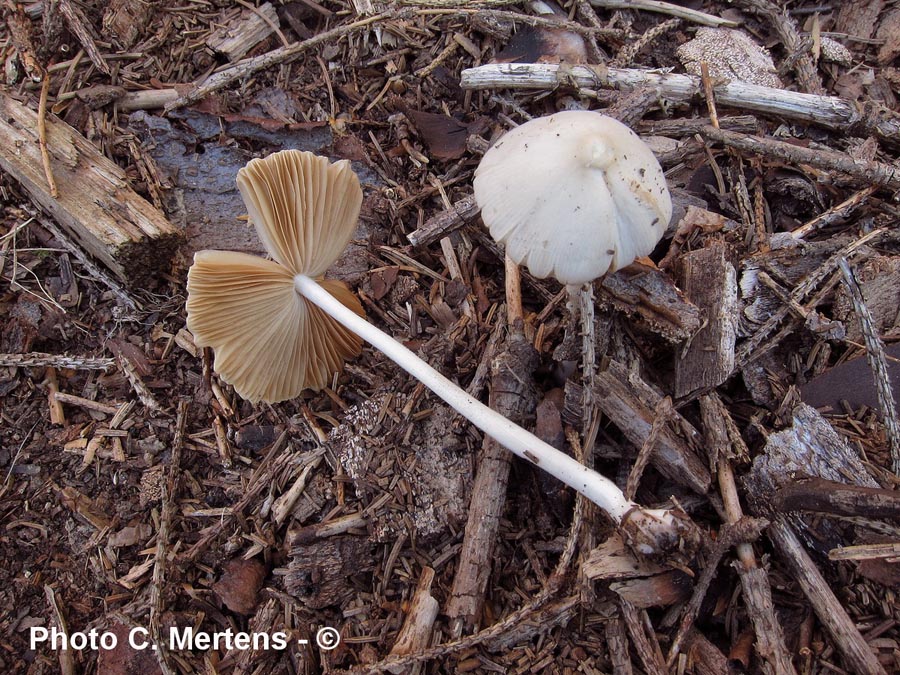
[186,148,699,559]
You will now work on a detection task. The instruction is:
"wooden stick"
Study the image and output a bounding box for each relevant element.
[53,391,120,415]
[699,126,900,190]
[730,0,824,95]
[44,368,67,425]
[445,325,538,635]
[619,599,666,675]
[0,352,116,370]
[38,71,58,198]
[388,567,439,670]
[772,477,900,519]
[212,414,233,469]
[792,186,878,240]
[666,517,769,667]
[589,0,739,27]
[116,352,163,413]
[576,361,711,494]
[118,88,180,111]
[828,542,900,562]
[44,585,76,675]
[272,453,323,526]
[165,13,391,111]
[407,195,479,248]
[504,255,523,328]
[290,511,368,543]
[624,396,673,501]
[736,228,886,369]
[606,612,634,675]
[839,258,900,475]
[150,399,188,675]
[459,63,900,143]
[683,630,732,675]
[768,518,887,675]
[702,392,797,675]
[58,0,111,75]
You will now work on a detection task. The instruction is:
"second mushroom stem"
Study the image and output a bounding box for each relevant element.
[294,274,636,521]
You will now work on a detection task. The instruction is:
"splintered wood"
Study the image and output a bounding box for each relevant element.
[206,2,279,62]
[675,240,737,397]
[0,91,181,284]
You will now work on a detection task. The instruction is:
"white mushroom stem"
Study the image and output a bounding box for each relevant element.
[295,273,638,520]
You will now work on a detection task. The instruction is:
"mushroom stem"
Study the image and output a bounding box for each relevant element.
[295,273,636,520]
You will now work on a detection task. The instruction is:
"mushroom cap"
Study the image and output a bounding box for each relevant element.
[473,111,672,286]
[186,150,364,403]
[237,149,362,278]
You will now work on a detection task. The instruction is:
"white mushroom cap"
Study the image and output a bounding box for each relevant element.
[473,111,672,286]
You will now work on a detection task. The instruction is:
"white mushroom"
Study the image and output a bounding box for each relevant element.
[473,113,697,557]
[473,110,672,286]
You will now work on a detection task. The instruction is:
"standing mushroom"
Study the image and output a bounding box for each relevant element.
[473,110,672,288]
[186,149,696,558]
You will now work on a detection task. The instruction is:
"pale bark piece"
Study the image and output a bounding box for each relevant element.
[582,533,669,581]
[0,92,181,284]
[675,240,737,397]
[388,567,439,671]
[746,403,879,504]
[206,3,279,62]
[677,27,781,88]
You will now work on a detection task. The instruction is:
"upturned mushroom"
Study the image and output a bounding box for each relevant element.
[473,110,672,287]
[187,149,695,558]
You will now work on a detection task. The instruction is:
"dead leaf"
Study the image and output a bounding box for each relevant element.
[213,558,267,615]
[658,206,728,269]
[370,267,399,301]
[98,622,163,675]
[494,25,587,65]
[109,523,152,548]
[402,109,488,161]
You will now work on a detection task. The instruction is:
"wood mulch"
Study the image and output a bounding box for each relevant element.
[1,1,899,673]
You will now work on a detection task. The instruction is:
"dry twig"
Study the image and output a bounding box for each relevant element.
[460,63,900,143]
[838,258,900,475]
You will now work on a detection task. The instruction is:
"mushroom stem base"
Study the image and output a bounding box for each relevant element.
[294,273,634,520]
